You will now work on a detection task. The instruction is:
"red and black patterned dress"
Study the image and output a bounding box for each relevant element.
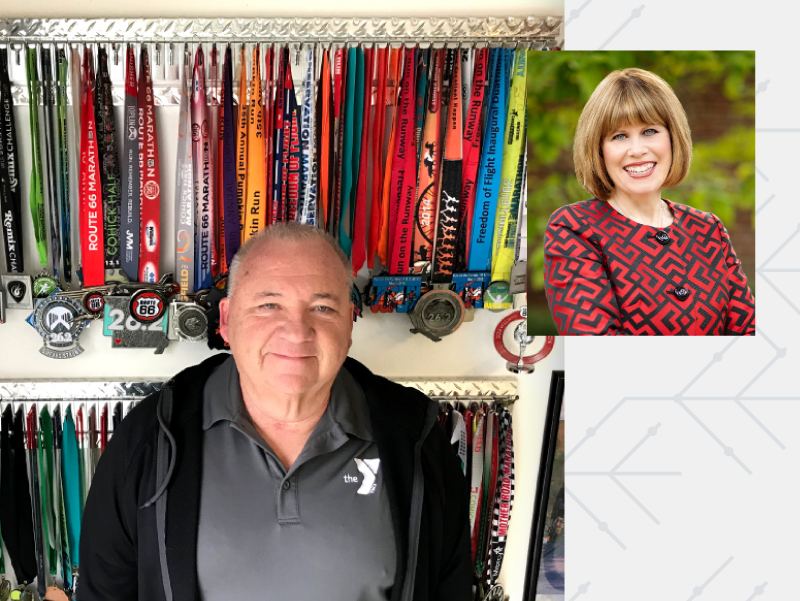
[543,198,755,335]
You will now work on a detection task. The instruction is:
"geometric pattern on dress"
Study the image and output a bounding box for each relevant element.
[543,198,756,335]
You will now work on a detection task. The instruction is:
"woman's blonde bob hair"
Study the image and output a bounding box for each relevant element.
[573,68,692,201]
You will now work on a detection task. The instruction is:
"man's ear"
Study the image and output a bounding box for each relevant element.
[219,297,230,343]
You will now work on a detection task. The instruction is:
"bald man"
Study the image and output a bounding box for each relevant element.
[79,223,471,601]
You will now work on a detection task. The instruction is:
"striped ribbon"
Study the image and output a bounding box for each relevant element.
[192,46,214,290]
[175,44,195,297]
[121,44,140,281]
[467,48,510,272]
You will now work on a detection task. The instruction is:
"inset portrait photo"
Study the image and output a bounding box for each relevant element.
[526,51,755,336]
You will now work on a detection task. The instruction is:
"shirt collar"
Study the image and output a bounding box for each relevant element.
[202,356,374,443]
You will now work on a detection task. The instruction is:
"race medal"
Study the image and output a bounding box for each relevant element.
[409,287,465,342]
[2,274,33,309]
[103,295,169,354]
[169,302,208,342]
[128,289,166,324]
[494,308,555,374]
[33,295,86,359]
[483,280,512,312]
[33,275,59,299]
[81,291,105,317]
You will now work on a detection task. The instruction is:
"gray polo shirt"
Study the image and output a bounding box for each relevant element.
[196,356,396,600]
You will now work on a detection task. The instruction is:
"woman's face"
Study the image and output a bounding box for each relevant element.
[601,122,672,201]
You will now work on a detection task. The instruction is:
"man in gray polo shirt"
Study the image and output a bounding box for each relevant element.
[79,223,472,601]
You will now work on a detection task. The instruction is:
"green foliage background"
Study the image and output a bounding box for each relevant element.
[526,51,756,298]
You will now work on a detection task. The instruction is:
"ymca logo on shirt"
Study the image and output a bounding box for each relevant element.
[343,458,380,495]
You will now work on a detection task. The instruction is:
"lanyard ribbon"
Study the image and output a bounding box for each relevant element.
[490,49,528,284]
[351,46,373,274]
[95,48,123,277]
[26,47,48,269]
[432,51,463,283]
[0,48,23,273]
[56,49,73,283]
[244,45,267,240]
[40,48,63,281]
[299,45,317,225]
[212,48,226,274]
[414,49,429,163]
[192,46,215,290]
[367,47,388,270]
[38,407,57,577]
[377,49,401,267]
[138,46,161,283]
[222,44,240,266]
[476,409,499,577]
[469,409,485,565]
[121,44,140,281]
[25,407,47,598]
[263,46,275,228]
[175,44,195,297]
[236,45,249,236]
[330,46,346,237]
[80,47,105,287]
[467,48,510,272]
[285,51,302,222]
[271,47,286,224]
[489,408,514,585]
[61,407,81,569]
[317,50,333,230]
[460,48,488,271]
[387,47,417,275]
[412,48,443,272]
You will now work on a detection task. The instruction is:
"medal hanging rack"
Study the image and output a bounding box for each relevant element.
[0,17,559,358]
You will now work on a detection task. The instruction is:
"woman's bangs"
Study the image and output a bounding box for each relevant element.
[601,86,666,138]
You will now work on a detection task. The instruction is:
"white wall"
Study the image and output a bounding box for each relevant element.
[0,6,563,600]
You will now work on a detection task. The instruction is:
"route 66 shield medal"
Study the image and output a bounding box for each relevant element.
[32,295,86,359]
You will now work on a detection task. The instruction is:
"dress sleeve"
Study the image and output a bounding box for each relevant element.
[543,207,624,335]
[714,216,755,335]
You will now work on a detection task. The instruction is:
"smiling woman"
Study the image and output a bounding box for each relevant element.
[542,68,755,336]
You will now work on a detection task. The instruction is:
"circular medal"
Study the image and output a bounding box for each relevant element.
[175,304,208,342]
[129,289,167,323]
[33,275,58,298]
[82,291,106,316]
[409,289,465,341]
[483,584,505,601]
[483,281,512,312]
[655,230,671,245]
[493,310,556,366]
[33,295,87,359]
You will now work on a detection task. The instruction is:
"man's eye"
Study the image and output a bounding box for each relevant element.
[261,303,277,309]
[315,306,333,313]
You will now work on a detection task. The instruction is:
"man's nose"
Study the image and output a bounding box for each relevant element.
[280,310,314,340]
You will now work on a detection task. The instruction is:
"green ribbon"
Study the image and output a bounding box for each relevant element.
[39,408,57,575]
[25,47,47,267]
[61,407,81,567]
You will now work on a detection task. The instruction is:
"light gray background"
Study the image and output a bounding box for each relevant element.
[565,1,792,599]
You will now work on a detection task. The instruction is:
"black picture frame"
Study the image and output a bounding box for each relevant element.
[523,370,565,601]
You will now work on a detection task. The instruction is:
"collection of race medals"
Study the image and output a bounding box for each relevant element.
[441,400,514,600]
[0,40,530,357]
[0,402,133,600]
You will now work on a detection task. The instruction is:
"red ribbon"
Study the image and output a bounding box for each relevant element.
[79,48,104,286]
[137,46,161,282]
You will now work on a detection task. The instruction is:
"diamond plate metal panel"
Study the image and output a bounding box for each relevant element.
[0,378,515,401]
[1,17,560,105]
[0,17,561,43]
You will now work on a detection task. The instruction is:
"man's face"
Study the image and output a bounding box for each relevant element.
[219,238,354,397]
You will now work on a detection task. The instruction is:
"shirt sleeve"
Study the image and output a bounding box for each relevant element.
[714,216,755,335]
[543,207,625,335]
